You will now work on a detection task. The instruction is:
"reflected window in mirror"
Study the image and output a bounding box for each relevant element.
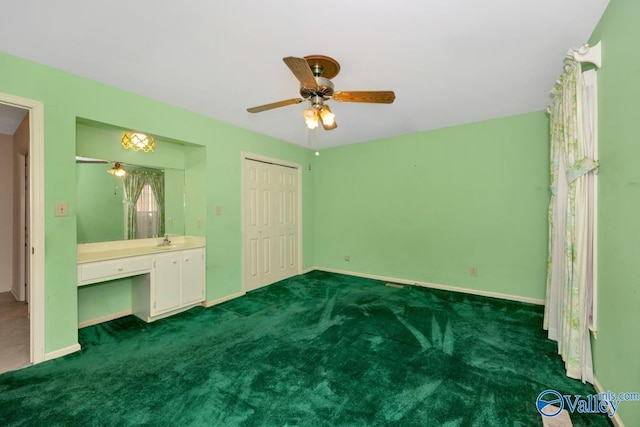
[135,183,160,239]
[123,170,165,240]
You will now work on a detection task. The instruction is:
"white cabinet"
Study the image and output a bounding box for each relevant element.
[149,248,205,317]
[180,249,206,306]
[153,252,182,315]
[127,247,206,322]
[77,236,207,325]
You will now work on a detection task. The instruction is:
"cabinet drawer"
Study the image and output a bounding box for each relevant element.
[79,256,153,283]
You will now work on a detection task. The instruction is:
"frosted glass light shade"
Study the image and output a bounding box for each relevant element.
[121,131,155,152]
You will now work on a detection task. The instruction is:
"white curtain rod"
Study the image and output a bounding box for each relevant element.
[572,41,602,69]
[548,41,602,110]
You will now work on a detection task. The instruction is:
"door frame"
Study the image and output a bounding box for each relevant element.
[0,92,45,364]
[241,152,303,292]
[17,153,27,302]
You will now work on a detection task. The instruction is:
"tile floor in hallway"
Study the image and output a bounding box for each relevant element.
[0,291,29,374]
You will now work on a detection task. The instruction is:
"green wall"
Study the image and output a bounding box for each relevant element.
[0,51,315,353]
[314,111,550,300]
[76,163,125,243]
[589,0,640,423]
[165,168,186,236]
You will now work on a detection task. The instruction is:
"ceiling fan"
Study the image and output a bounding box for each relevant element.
[246,55,395,131]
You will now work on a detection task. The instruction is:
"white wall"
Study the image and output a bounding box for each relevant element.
[0,133,14,293]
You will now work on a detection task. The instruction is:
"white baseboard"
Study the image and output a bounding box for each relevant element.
[78,309,133,329]
[593,376,626,427]
[300,267,315,275]
[312,266,545,305]
[44,343,81,361]
[203,291,246,308]
[10,288,24,302]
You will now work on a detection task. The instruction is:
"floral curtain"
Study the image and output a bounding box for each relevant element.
[122,171,147,240]
[148,172,165,238]
[544,55,598,383]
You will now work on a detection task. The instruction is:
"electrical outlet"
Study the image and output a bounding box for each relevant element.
[344,254,350,261]
[197,218,202,229]
[215,205,222,215]
[470,266,478,277]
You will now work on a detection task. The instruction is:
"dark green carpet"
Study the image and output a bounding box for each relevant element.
[0,271,610,426]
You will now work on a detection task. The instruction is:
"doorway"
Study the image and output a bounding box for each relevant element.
[0,93,45,371]
[242,154,302,292]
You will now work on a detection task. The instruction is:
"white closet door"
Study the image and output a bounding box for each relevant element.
[274,165,298,280]
[244,158,299,292]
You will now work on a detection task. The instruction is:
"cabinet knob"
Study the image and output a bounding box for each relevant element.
[173,260,178,264]
[185,258,190,262]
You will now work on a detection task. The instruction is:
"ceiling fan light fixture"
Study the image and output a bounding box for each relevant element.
[246,55,395,133]
[303,107,319,130]
[319,105,336,127]
[107,162,126,177]
[121,131,155,152]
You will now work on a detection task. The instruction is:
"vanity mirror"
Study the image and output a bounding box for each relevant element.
[76,157,185,243]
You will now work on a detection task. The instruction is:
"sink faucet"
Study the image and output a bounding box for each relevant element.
[160,234,171,246]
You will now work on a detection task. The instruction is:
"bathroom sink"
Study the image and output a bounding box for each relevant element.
[156,244,177,250]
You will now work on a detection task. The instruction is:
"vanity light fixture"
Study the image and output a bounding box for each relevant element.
[107,162,126,177]
[121,131,155,152]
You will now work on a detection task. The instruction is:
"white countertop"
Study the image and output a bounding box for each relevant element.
[77,236,206,264]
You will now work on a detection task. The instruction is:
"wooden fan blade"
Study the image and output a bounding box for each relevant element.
[283,57,318,89]
[332,91,396,104]
[247,98,304,113]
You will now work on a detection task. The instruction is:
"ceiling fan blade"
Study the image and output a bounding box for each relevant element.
[283,57,318,89]
[75,156,109,164]
[247,98,304,113]
[332,91,396,104]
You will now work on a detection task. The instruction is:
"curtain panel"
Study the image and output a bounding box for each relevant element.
[544,57,598,384]
[123,171,165,240]
[123,172,147,240]
[147,172,165,238]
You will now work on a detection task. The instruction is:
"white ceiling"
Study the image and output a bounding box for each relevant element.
[0,103,28,136]
[0,0,609,149]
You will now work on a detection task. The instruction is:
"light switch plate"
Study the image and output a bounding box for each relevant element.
[55,201,68,217]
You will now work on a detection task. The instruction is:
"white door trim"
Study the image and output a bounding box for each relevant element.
[17,154,26,302]
[240,152,303,292]
[0,92,45,364]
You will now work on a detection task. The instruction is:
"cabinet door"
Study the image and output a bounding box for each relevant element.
[181,248,205,305]
[153,252,181,315]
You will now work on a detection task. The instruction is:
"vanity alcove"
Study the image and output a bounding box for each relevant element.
[76,119,207,325]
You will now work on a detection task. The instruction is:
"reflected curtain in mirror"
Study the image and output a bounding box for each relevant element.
[123,171,166,239]
[147,172,165,238]
[123,172,147,240]
[124,171,166,239]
